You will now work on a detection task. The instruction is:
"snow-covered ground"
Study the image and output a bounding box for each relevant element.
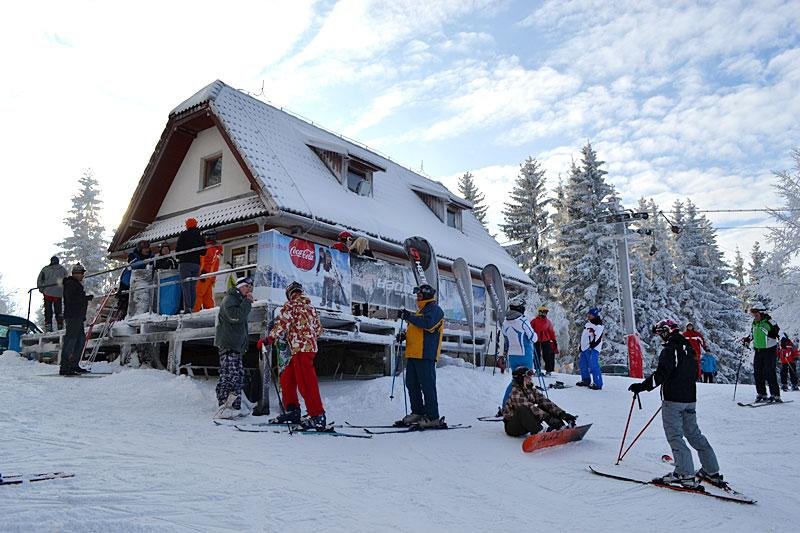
[1,352,798,532]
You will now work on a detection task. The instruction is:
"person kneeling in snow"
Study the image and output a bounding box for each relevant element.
[503,366,576,436]
[214,276,255,419]
[628,319,723,489]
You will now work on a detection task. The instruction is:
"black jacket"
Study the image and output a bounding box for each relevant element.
[175,228,206,265]
[155,256,178,270]
[643,331,697,403]
[62,276,93,321]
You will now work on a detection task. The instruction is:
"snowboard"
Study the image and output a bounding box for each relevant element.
[1,472,75,485]
[588,465,756,504]
[522,423,592,453]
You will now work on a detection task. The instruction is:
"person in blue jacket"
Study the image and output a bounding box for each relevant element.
[396,284,445,429]
[117,240,153,318]
[700,352,717,383]
[497,299,537,415]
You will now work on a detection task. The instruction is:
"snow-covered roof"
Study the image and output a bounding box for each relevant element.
[169,80,531,284]
[121,194,267,248]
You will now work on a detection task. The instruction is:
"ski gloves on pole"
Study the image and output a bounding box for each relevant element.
[628,382,648,394]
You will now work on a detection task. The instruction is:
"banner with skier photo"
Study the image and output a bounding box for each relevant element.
[254,230,351,309]
[350,255,415,314]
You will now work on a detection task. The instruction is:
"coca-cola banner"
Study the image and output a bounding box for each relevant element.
[255,230,351,309]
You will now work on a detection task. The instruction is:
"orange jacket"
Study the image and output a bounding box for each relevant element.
[199,245,223,282]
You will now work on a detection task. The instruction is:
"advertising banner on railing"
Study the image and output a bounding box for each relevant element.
[439,278,486,331]
[255,230,351,309]
[350,255,416,314]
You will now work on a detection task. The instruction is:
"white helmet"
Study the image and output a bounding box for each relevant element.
[749,302,767,312]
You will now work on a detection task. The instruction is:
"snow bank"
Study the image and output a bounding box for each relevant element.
[0,352,798,532]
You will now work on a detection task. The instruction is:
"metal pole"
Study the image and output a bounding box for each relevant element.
[615,223,637,336]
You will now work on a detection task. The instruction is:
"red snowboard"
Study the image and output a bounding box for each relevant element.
[522,424,592,453]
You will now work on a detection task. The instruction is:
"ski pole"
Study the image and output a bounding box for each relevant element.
[616,394,638,465]
[618,404,662,463]
[532,344,548,399]
[390,315,405,400]
[733,345,747,401]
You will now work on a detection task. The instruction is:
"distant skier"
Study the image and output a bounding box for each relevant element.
[628,320,723,489]
[742,303,782,403]
[262,282,327,430]
[683,323,707,381]
[59,263,94,375]
[213,276,254,419]
[700,352,717,383]
[531,304,558,375]
[37,255,68,332]
[576,307,604,390]
[497,300,537,415]
[503,366,576,436]
[778,335,799,392]
[396,284,446,428]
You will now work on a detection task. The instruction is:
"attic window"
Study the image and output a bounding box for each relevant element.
[347,167,372,196]
[446,207,458,228]
[201,154,222,189]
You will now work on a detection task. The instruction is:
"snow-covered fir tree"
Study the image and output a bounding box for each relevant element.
[457,171,488,226]
[500,157,556,298]
[671,199,748,383]
[746,241,771,308]
[553,143,625,365]
[0,273,17,314]
[731,247,747,302]
[56,170,114,295]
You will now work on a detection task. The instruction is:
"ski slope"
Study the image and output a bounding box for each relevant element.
[1,352,798,532]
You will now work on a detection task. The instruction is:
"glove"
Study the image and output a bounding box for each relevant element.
[87,294,94,301]
[628,382,647,394]
[545,416,565,431]
[395,332,406,343]
[552,341,559,354]
[741,336,751,346]
[562,413,577,427]
[256,339,264,350]
[399,308,410,320]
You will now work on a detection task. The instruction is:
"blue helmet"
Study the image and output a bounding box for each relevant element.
[588,307,600,317]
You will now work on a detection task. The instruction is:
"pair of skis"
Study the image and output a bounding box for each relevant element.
[1,472,74,486]
[737,399,793,408]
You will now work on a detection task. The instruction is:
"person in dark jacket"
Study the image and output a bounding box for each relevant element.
[37,255,68,331]
[503,366,576,436]
[59,263,94,375]
[628,319,722,488]
[396,284,445,428]
[175,218,206,313]
[213,276,254,419]
[154,242,178,270]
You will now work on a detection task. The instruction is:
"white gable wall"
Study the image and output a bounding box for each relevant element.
[157,127,253,218]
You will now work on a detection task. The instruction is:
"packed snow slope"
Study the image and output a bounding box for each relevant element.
[1,353,798,532]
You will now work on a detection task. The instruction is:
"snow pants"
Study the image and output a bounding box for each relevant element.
[59,318,85,371]
[780,361,798,387]
[504,405,545,437]
[753,347,780,397]
[702,372,715,383]
[43,296,63,330]
[193,278,216,312]
[405,358,439,419]
[579,349,603,388]
[536,341,555,373]
[179,262,200,313]
[216,350,243,409]
[502,354,533,408]
[280,351,324,417]
[661,401,719,477]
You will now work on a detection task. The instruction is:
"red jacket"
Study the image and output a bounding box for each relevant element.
[779,345,798,364]
[531,315,557,347]
[682,330,705,359]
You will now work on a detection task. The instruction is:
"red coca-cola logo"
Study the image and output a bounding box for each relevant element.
[289,238,316,271]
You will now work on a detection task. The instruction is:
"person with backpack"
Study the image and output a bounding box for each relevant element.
[37,255,68,332]
[496,300,537,416]
[503,366,576,437]
[742,303,782,403]
[778,335,799,392]
[700,352,717,383]
[628,319,723,489]
[576,307,604,390]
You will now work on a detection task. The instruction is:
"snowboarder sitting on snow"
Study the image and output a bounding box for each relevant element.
[628,319,723,489]
[396,284,446,429]
[503,366,576,436]
[261,282,327,431]
[576,307,604,390]
[497,299,537,416]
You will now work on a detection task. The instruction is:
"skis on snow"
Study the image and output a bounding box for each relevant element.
[233,423,372,439]
[737,400,793,408]
[522,424,591,453]
[588,466,756,504]
[1,471,75,486]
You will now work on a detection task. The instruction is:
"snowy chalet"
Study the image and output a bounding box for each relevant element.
[94,80,530,376]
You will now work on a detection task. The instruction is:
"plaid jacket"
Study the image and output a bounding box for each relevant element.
[270,294,323,354]
[503,381,566,420]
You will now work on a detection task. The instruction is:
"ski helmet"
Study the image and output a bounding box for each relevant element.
[72,263,86,274]
[588,307,600,317]
[537,305,549,313]
[652,319,678,336]
[512,366,532,385]
[749,302,767,313]
[285,281,303,300]
[508,298,525,314]
[413,284,436,300]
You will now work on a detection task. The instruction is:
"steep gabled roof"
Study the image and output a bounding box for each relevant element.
[116,80,531,284]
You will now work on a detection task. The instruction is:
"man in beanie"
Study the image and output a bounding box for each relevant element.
[213,276,254,419]
[59,263,94,375]
[503,366,576,436]
[577,307,604,390]
[175,217,206,313]
[261,281,326,430]
[37,255,68,331]
[194,230,223,312]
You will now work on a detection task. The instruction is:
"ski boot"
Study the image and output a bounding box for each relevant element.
[416,416,447,429]
[588,384,602,390]
[653,472,700,489]
[300,413,328,431]
[394,413,423,427]
[754,395,768,403]
[696,468,726,488]
[575,381,589,387]
[270,404,301,424]
[793,385,800,391]
[768,396,783,403]
[781,385,789,392]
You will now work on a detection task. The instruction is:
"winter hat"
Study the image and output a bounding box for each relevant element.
[512,366,532,385]
[186,217,198,229]
[337,230,353,242]
[413,284,436,300]
[537,305,549,313]
[285,281,303,300]
[749,302,767,312]
[588,307,600,317]
[72,263,86,274]
[508,297,525,314]
[50,256,59,265]
[236,276,253,289]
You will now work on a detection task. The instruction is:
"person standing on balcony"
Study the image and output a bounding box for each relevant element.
[194,230,223,312]
[175,218,206,313]
[37,255,68,332]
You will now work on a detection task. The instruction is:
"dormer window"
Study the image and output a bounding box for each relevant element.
[307,139,384,198]
[446,207,458,228]
[201,154,222,189]
[411,185,467,232]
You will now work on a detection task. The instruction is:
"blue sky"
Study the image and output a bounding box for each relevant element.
[2,0,799,310]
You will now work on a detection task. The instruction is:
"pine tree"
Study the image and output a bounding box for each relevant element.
[0,273,17,315]
[553,143,625,365]
[57,170,113,295]
[457,171,488,226]
[747,241,771,308]
[732,248,746,289]
[500,157,556,298]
